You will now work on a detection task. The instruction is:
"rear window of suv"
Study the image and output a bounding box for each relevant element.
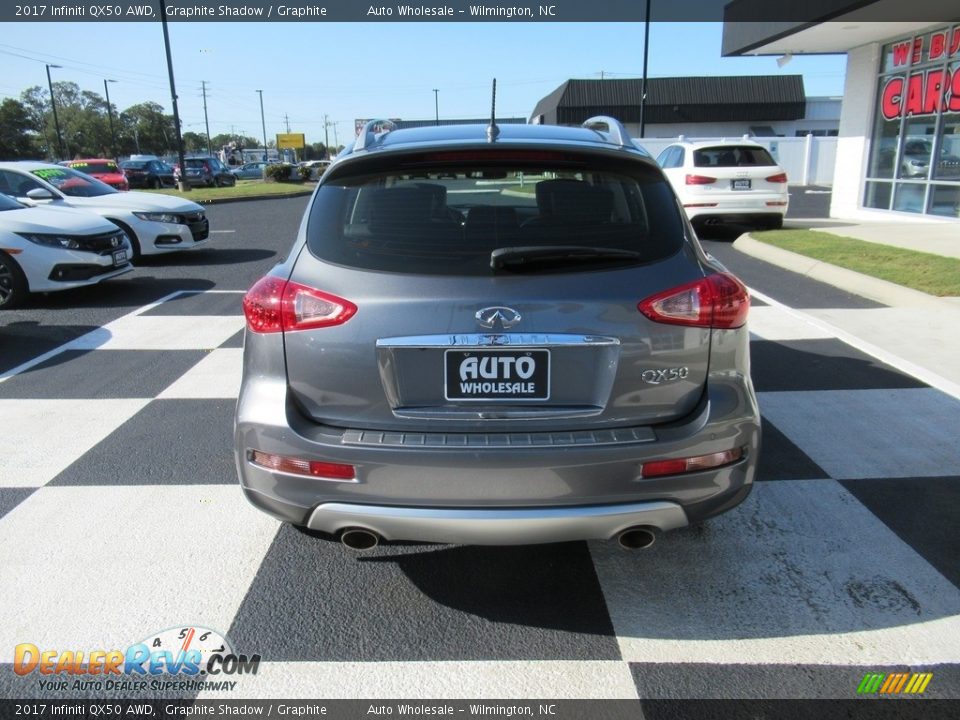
[305,158,684,276]
[694,146,776,167]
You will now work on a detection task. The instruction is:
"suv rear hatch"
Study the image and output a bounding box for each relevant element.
[281,149,723,433]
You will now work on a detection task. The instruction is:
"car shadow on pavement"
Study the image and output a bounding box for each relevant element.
[136,248,277,267]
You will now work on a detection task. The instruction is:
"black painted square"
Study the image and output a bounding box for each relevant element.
[49,399,237,485]
[842,477,960,591]
[751,339,927,392]
[0,350,206,400]
[755,419,829,481]
[219,330,245,349]
[141,291,243,316]
[228,525,620,661]
[0,488,35,521]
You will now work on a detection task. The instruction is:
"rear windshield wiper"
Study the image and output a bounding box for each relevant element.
[491,245,640,271]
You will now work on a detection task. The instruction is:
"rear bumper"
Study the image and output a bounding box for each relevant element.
[235,363,760,544]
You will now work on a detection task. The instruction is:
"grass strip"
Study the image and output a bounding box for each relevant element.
[751,229,960,297]
[140,180,314,202]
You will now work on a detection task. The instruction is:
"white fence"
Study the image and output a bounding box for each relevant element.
[636,135,837,186]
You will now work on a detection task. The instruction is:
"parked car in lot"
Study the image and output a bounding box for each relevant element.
[0,161,210,260]
[655,139,789,231]
[60,158,129,191]
[119,159,176,189]
[176,156,237,187]
[0,192,132,309]
[230,161,268,180]
[236,117,760,550]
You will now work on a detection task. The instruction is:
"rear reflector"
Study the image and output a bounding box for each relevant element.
[641,447,744,479]
[685,174,717,185]
[250,450,356,481]
[243,276,357,333]
[682,203,718,208]
[765,172,788,183]
[638,272,750,329]
[766,201,788,207]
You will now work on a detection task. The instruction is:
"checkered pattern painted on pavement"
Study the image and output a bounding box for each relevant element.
[1,289,958,701]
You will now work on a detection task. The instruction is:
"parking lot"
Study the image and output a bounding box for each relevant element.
[1,195,958,703]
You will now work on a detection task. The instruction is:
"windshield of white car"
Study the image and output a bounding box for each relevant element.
[31,166,118,198]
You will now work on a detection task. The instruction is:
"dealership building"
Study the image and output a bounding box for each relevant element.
[723,3,960,222]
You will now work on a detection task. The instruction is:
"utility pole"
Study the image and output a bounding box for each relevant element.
[201,80,211,155]
[284,113,291,133]
[256,89,267,161]
[639,0,651,139]
[433,88,439,126]
[158,0,190,190]
[45,64,65,160]
[324,114,330,158]
[103,79,118,160]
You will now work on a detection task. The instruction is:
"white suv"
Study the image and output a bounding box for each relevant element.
[655,139,788,231]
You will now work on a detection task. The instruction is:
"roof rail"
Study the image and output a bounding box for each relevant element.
[354,118,398,152]
[581,116,633,149]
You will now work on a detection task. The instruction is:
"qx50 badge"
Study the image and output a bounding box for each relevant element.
[476,306,522,330]
[641,367,690,385]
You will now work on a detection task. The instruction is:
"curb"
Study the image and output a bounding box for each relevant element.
[732,234,959,312]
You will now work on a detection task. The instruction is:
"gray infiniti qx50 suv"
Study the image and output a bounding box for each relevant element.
[235,117,760,550]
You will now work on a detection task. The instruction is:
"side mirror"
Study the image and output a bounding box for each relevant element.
[26,188,55,201]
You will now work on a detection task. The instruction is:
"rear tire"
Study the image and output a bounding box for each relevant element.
[767,216,784,230]
[0,252,28,309]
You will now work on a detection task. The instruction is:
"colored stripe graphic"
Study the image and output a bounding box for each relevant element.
[858,672,933,695]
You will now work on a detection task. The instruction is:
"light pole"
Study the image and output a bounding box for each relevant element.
[158,0,190,191]
[433,88,439,126]
[103,79,118,160]
[638,0,651,139]
[45,64,65,160]
[256,90,267,161]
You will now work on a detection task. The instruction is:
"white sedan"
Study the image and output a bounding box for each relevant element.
[0,161,210,261]
[0,192,132,309]
[655,139,789,231]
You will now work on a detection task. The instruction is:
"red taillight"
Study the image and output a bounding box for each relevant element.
[242,276,357,334]
[641,448,744,479]
[638,273,750,329]
[766,172,788,183]
[250,450,355,481]
[685,174,717,185]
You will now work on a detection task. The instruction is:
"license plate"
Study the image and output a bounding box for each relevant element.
[112,249,128,266]
[732,179,752,191]
[445,349,550,401]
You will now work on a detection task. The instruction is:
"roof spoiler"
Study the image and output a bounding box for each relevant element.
[354,119,398,152]
[581,116,633,149]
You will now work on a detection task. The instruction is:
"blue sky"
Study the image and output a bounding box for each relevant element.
[0,22,846,146]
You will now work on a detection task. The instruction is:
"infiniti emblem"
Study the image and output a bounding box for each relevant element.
[475,306,522,330]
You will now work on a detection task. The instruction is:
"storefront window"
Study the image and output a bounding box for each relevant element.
[866,26,960,218]
[929,185,960,217]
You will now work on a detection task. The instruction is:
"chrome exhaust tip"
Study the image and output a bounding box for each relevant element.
[340,527,380,551]
[616,527,656,550]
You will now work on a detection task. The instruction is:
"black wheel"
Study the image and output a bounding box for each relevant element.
[0,252,28,309]
[767,216,784,230]
[149,177,160,189]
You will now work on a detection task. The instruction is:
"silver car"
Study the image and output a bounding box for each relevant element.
[236,118,760,549]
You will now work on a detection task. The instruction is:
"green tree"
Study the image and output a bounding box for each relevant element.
[182,131,209,154]
[0,98,41,159]
[119,101,175,157]
[18,82,114,159]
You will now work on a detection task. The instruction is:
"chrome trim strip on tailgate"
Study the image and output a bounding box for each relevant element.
[376,334,620,348]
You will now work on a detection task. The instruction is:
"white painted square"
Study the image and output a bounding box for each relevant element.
[747,306,835,342]
[69,316,244,351]
[0,399,150,487]
[197,661,639,699]
[158,349,243,399]
[592,480,960,669]
[758,388,960,479]
[0,485,280,657]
